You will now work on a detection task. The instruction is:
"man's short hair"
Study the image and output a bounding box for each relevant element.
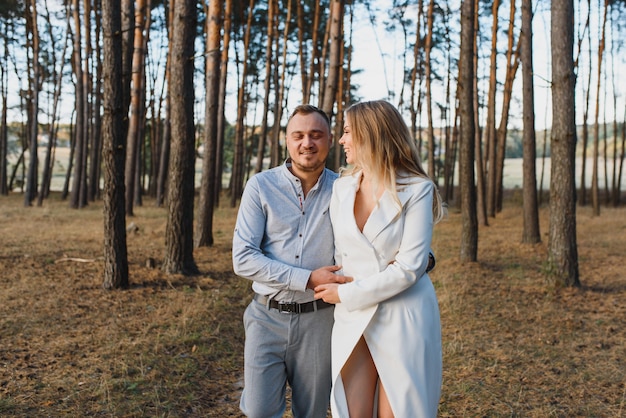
[287,105,331,132]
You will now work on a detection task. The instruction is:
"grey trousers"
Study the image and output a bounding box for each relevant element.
[240,297,334,418]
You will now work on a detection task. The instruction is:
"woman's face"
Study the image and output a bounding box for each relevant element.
[339,116,356,165]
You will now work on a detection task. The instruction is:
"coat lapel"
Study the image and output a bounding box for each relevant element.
[334,174,369,244]
[362,188,413,242]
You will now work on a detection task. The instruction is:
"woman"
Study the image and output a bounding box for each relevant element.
[314,100,445,418]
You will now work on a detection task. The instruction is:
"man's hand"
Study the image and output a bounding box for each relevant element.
[306,265,353,290]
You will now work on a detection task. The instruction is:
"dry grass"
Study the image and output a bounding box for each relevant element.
[0,192,624,417]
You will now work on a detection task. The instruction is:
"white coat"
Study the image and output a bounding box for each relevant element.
[329,171,442,418]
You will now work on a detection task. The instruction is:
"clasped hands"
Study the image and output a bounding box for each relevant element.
[307,265,353,304]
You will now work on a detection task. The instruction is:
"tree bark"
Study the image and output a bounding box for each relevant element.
[485,0,500,218]
[472,0,487,227]
[321,0,343,123]
[163,0,198,275]
[494,3,521,213]
[591,0,608,216]
[101,0,129,289]
[548,0,580,287]
[196,0,223,248]
[70,0,86,209]
[214,0,233,205]
[156,0,174,208]
[459,0,478,262]
[125,0,146,216]
[24,0,40,207]
[521,0,540,244]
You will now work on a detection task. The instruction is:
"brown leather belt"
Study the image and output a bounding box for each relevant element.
[254,293,333,314]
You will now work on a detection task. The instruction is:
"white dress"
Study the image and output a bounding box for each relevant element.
[329,172,442,418]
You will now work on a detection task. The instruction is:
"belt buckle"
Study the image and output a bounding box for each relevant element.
[278,302,299,314]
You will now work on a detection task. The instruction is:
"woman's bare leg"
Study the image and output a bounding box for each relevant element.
[377,379,394,418]
[341,336,377,417]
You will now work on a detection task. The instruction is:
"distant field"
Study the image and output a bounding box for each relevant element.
[8,146,626,192]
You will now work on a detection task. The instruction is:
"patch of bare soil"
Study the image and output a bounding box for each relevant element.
[0,193,624,417]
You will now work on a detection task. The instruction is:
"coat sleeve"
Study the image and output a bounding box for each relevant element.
[338,181,434,312]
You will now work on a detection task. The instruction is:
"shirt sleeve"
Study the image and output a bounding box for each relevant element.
[231,177,311,293]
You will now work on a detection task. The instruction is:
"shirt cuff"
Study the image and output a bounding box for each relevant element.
[291,267,312,292]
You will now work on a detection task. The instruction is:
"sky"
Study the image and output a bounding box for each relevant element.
[4,0,625,135]
[346,0,625,132]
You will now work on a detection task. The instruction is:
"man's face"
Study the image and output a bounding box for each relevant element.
[285,112,332,177]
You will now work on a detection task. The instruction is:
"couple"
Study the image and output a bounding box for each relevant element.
[232,101,445,418]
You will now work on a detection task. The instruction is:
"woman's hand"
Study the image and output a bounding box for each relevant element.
[314,283,341,304]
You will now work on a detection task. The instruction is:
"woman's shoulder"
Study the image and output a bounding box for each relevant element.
[335,170,360,186]
[397,175,433,191]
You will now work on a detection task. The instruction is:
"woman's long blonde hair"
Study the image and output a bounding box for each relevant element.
[342,100,445,223]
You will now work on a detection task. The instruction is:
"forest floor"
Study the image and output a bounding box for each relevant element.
[0,191,625,417]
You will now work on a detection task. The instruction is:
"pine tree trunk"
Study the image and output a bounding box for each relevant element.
[459,0,478,263]
[196,0,223,248]
[163,0,198,275]
[70,0,86,209]
[25,0,40,207]
[521,0,540,244]
[548,0,580,287]
[101,0,129,290]
[321,0,343,121]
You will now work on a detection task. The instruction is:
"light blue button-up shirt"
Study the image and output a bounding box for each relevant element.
[232,161,338,303]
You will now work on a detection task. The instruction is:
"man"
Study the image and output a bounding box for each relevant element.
[232,104,350,418]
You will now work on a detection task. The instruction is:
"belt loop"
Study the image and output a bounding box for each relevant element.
[265,296,271,309]
[313,300,318,312]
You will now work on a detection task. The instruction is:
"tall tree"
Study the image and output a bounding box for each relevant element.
[408,0,423,148]
[214,0,233,205]
[521,0,540,243]
[162,0,198,275]
[303,0,323,104]
[89,1,103,203]
[24,0,40,207]
[254,0,274,174]
[196,0,223,248]
[485,0,500,218]
[270,0,293,168]
[101,0,129,289]
[0,27,8,196]
[125,0,147,216]
[321,0,343,121]
[155,0,174,208]
[424,0,436,181]
[472,0,487,226]
[494,3,521,213]
[591,0,608,216]
[459,0,478,262]
[69,0,87,209]
[0,0,22,196]
[121,0,134,130]
[38,3,70,205]
[548,0,580,287]
[230,0,255,208]
[578,0,592,207]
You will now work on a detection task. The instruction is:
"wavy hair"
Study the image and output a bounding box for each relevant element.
[342,100,445,223]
